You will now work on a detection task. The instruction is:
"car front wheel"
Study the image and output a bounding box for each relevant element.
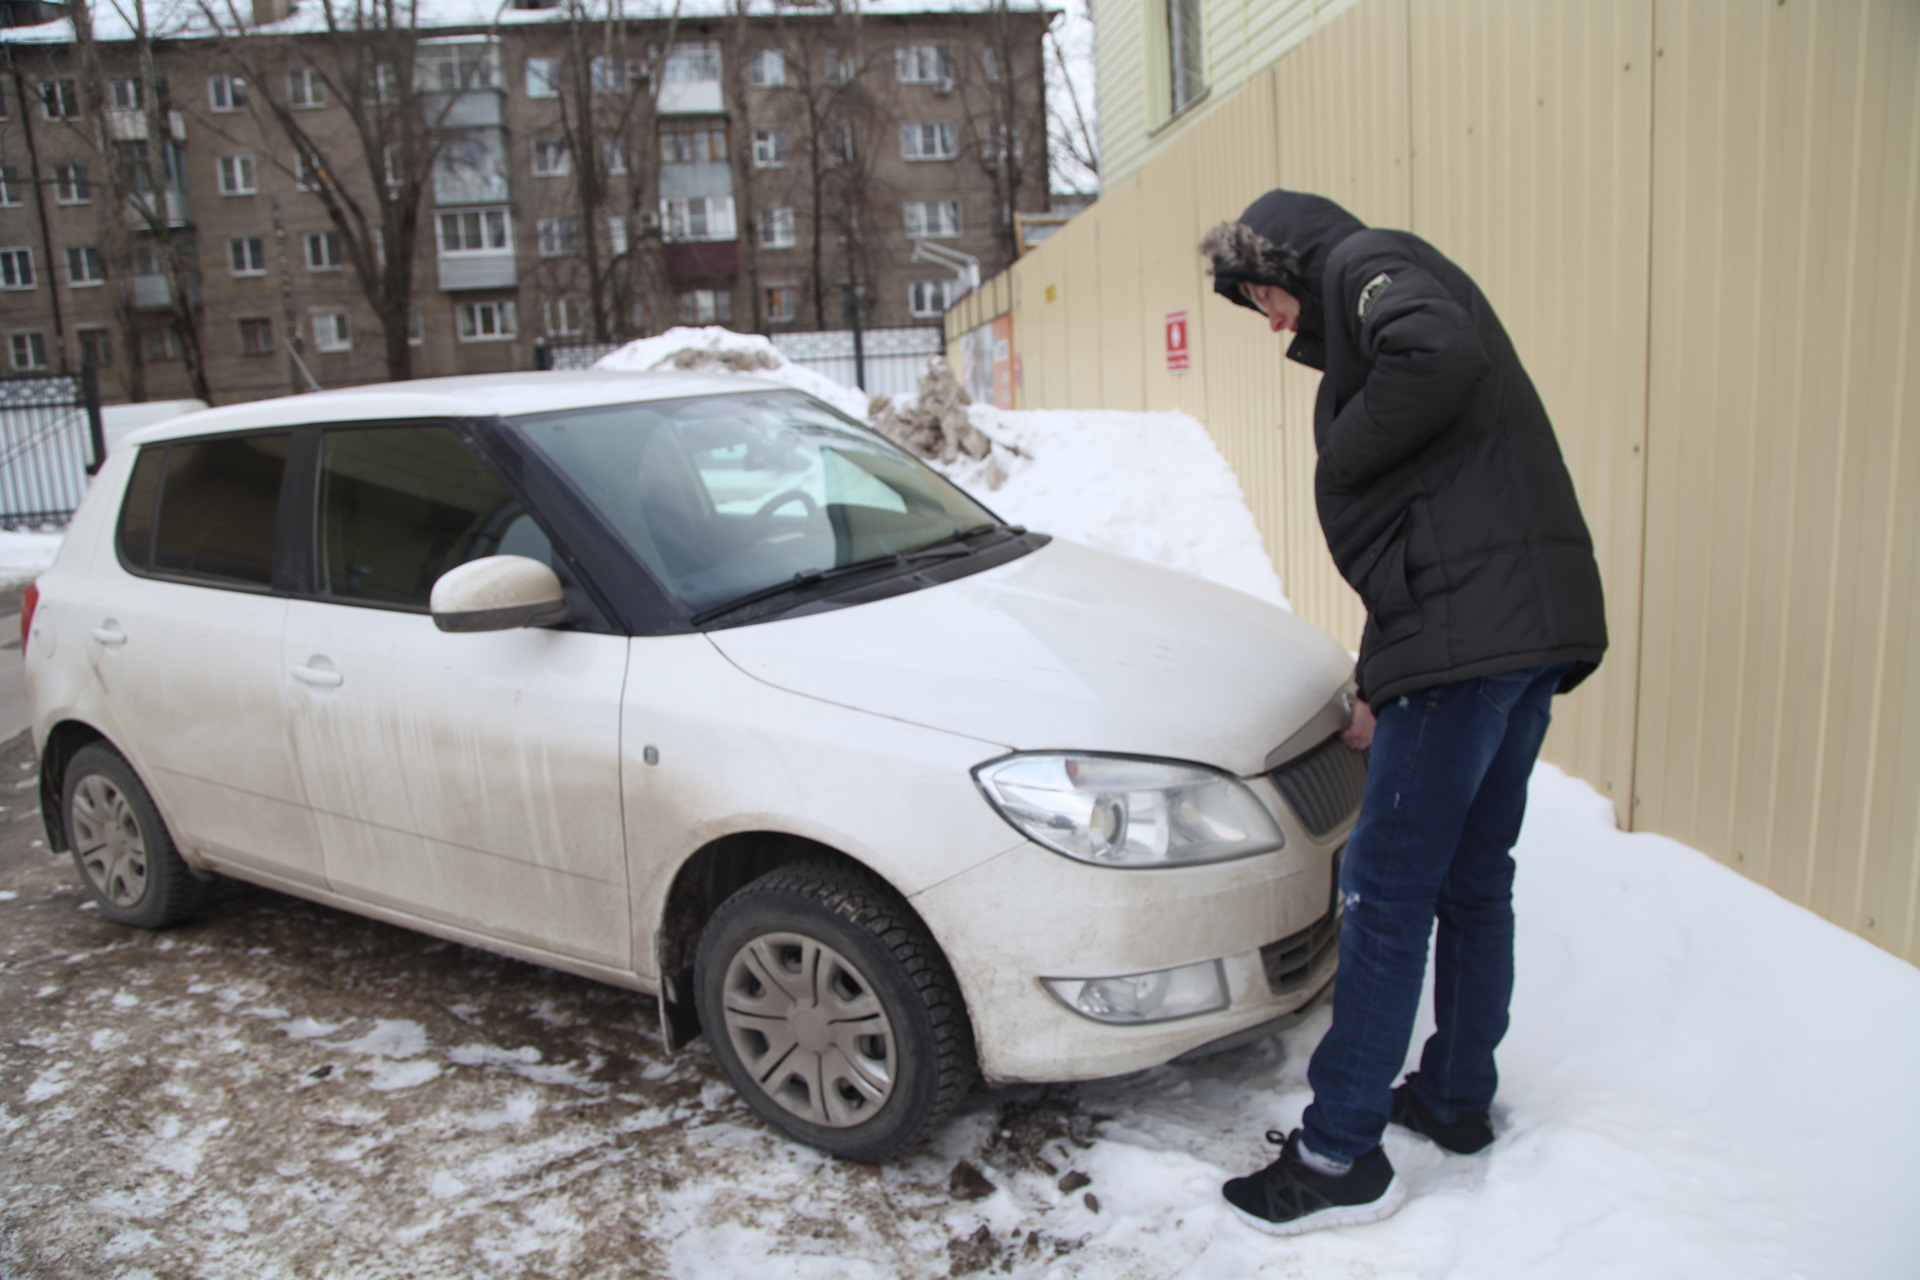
[63,742,205,929]
[694,861,974,1160]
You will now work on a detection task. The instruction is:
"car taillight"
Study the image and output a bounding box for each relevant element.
[20,581,38,653]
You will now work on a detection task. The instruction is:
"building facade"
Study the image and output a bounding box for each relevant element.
[0,0,1051,404]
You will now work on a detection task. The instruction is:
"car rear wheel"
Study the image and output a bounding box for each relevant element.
[63,743,205,929]
[694,861,974,1160]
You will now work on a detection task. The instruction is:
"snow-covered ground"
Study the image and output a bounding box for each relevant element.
[3,340,1917,1277]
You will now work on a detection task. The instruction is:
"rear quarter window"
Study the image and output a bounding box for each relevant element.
[119,433,291,588]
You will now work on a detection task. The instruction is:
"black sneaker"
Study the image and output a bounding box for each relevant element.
[1221,1129,1406,1236]
[1390,1073,1494,1154]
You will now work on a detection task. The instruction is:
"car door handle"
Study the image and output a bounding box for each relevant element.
[290,661,344,688]
[90,621,126,647]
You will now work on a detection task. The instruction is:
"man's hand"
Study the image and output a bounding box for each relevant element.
[1341,698,1375,750]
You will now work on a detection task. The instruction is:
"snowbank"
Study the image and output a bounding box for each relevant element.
[0,531,64,588]
[593,326,874,422]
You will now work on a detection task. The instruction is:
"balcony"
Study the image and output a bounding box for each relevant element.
[422,89,505,129]
[130,271,202,310]
[438,251,518,292]
[657,80,723,114]
[123,188,192,230]
[664,239,737,280]
[107,110,186,142]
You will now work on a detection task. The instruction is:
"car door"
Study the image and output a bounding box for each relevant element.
[281,422,632,970]
[88,431,326,888]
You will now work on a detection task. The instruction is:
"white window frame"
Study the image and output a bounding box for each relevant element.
[238,316,274,356]
[218,154,257,196]
[9,332,48,371]
[147,323,184,361]
[525,56,560,98]
[748,49,786,87]
[0,248,35,290]
[677,288,732,325]
[903,200,961,239]
[288,66,326,108]
[312,310,351,352]
[544,296,583,337]
[895,44,953,84]
[228,236,267,276]
[305,230,344,270]
[823,49,854,86]
[900,122,956,161]
[608,215,629,255]
[296,151,326,192]
[0,167,21,206]
[66,245,104,287]
[77,327,111,368]
[208,74,247,112]
[602,136,628,175]
[40,80,79,120]
[758,206,796,249]
[590,55,624,94]
[458,300,517,342]
[909,279,956,317]
[407,308,424,346]
[762,283,797,324]
[536,217,576,257]
[437,207,512,255]
[661,195,735,243]
[110,78,143,112]
[532,138,570,177]
[53,164,89,204]
[662,42,721,83]
[751,129,788,169]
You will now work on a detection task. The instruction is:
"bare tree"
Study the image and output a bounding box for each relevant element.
[1045,0,1098,194]
[956,0,1049,264]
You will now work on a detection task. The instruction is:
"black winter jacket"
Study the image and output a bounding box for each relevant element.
[1207,190,1607,705]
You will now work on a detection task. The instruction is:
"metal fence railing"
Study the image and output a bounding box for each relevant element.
[0,370,106,529]
[534,326,944,401]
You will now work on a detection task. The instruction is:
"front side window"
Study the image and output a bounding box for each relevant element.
[510,390,999,619]
[316,425,550,608]
[125,433,290,587]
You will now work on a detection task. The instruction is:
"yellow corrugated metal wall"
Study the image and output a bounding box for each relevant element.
[946,0,1920,965]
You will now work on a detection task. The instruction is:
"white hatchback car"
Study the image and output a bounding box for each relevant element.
[24,371,1365,1159]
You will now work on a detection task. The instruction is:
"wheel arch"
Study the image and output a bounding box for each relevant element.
[38,719,110,853]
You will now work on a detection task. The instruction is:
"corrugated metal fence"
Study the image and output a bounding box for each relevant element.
[949,0,1920,966]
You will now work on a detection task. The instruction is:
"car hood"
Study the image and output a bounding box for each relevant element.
[705,539,1355,776]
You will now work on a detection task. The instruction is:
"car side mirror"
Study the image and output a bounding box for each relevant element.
[430,556,569,633]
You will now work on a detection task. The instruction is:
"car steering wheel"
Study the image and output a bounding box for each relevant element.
[742,488,820,540]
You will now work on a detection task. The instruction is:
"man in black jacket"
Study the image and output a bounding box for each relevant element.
[1200,190,1607,1235]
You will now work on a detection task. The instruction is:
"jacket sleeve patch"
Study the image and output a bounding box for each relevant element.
[1358,272,1392,320]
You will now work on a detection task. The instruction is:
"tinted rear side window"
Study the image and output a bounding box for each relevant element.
[149,434,291,587]
[317,425,552,607]
[117,447,165,570]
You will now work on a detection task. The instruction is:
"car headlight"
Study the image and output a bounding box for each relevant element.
[972,753,1284,868]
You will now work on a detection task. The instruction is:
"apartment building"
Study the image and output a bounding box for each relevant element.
[0,0,1051,404]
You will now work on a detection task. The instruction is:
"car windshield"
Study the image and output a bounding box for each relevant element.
[508,389,1002,617]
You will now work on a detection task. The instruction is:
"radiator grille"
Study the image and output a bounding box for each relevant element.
[1261,849,1345,996]
[1269,735,1369,837]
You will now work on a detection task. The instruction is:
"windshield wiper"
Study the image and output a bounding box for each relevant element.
[689,523,1026,627]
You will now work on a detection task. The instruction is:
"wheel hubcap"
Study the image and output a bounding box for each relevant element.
[720,932,897,1128]
[71,774,147,908]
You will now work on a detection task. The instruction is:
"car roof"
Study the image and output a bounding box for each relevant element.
[121,370,800,447]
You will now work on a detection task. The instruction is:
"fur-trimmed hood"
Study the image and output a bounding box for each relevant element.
[1201,190,1367,369]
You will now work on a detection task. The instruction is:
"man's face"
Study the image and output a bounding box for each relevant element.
[1243,283,1302,335]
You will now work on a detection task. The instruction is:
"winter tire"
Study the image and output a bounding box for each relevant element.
[694,861,974,1160]
[63,743,205,929]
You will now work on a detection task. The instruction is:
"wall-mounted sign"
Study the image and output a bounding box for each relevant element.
[1166,310,1190,373]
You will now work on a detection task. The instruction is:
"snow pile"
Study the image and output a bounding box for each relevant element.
[594,326,873,422]
[0,531,63,588]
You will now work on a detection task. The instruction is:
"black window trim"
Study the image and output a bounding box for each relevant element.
[114,428,301,597]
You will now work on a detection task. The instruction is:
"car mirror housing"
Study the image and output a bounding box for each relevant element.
[430,555,569,633]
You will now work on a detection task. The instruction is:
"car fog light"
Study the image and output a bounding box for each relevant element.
[1043,959,1228,1025]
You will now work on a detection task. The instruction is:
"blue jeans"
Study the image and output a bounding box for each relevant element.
[1300,662,1571,1163]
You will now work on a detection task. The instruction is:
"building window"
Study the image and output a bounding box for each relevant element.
[900,122,956,161]
[110,78,144,112]
[532,139,570,177]
[40,80,79,120]
[228,236,266,275]
[218,154,257,195]
[288,67,326,107]
[54,164,90,204]
[459,300,517,341]
[758,206,795,249]
[368,64,400,104]
[544,296,583,336]
[239,317,273,355]
[762,284,796,324]
[589,55,626,94]
[662,196,734,242]
[608,215,629,255]
[896,44,953,85]
[525,57,560,98]
[903,200,961,239]
[77,327,111,368]
[828,126,854,166]
[9,333,47,371]
[147,323,184,361]
[663,42,721,83]
[0,80,9,120]
[423,44,498,93]
[748,49,786,87]
[66,246,105,286]
[909,279,957,317]
[980,46,1003,83]
[662,123,727,164]
[536,217,576,257]
[407,308,423,345]
[0,248,35,290]
[984,123,1024,167]
[0,167,21,206]
[438,208,511,254]
[305,231,344,270]
[296,151,326,191]
[209,74,247,111]
[677,289,731,325]
[603,136,629,175]
[750,128,788,169]
[313,311,351,352]
[824,49,855,85]
[1166,0,1206,114]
